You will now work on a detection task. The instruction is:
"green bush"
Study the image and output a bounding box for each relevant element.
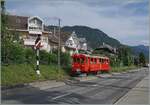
[49,53,58,64]
[2,41,71,68]
[40,50,50,64]
[8,43,25,64]
[40,50,58,65]
[24,47,35,64]
[60,52,71,67]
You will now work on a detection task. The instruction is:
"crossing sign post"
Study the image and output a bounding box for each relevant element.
[34,34,43,75]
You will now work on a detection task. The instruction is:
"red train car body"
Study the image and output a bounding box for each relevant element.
[71,54,110,74]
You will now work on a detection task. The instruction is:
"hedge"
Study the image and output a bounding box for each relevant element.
[2,42,71,67]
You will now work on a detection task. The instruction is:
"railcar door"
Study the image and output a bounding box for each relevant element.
[102,58,109,71]
[80,56,85,73]
[83,56,89,73]
[72,56,81,73]
[105,59,110,71]
[89,57,96,71]
[99,58,102,71]
[95,58,99,71]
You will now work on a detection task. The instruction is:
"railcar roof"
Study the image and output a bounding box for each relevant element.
[72,54,109,59]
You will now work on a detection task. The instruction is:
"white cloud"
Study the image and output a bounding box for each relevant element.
[141,40,149,46]
[6,0,149,46]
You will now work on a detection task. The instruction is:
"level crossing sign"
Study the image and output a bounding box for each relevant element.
[34,35,43,75]
[34,35,43,49]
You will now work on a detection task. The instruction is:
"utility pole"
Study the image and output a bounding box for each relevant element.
[58,18,61,72]
[48,17,61,72]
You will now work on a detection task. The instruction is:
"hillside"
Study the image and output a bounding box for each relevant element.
[62,25,122,49]
[131,45,149,61]
[47,25,149,60]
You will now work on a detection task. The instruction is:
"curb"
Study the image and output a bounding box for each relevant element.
[1,84,29,91]
[97,74,112,78]
[114,76,149,104]
[73,76,98,82]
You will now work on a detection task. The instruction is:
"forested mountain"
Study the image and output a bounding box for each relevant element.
[131,45,149,60]
[47,25,149,59]
[62,25,122,49]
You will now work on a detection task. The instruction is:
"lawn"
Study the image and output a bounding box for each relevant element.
[111,65,139,73]
[1,64,70,86]
[1,64,139,86]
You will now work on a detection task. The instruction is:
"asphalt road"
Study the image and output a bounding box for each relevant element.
[1,68,149,104]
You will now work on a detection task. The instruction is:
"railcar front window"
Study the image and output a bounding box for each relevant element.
[73,58,76,63]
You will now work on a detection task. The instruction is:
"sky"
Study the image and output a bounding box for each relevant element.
[6,0,149,46]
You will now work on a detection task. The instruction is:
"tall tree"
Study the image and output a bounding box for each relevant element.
[1,0,12,64]
[139,52,146,66]
[1,0,7,38]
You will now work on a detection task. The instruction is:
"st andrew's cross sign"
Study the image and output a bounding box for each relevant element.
[34,35,43,75]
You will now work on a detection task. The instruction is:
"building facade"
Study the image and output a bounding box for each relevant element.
[7,15,88,55]
[7,15,51,52]
[65,31,87,55]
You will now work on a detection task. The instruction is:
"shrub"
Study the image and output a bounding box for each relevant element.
[1,41,71,68]
[40,50,58,65]
[49,53,58,64]
[40,50,50,64]
[60,52,71,67]
[8,43,25,64]
[24,47,35,64]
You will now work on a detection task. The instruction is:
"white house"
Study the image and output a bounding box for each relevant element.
[65,31,87,55]
[7,15,51,52]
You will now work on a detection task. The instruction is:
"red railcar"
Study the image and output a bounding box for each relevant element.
[71,54,110,75]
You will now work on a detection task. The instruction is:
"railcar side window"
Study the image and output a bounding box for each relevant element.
[77,58,80,63]
[90,58,93,64]
[94,58,97,64]
[102,59,104,64]
[86,57,88,63]
[107,59,109,64]
[106,59,108,64]
[108,59,109,63]
[81,58,84,64]
[104,59,106,64]
[99,58,101,63]
[73,58,76,63]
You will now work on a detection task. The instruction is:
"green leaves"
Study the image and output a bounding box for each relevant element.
[139,52,146,66]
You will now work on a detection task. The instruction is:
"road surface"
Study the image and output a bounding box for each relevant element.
[1,68,149,104]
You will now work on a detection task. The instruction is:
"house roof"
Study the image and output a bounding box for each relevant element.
[7,15,28,30]
[70,31,80,45]
[94,43,117,54]
[7,15,48,31]
[48,31,71,45]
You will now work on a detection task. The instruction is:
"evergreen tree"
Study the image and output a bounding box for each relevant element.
[1,0,12,64]
[139,52,146,66]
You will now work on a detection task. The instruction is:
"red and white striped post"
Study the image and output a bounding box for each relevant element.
[34,34,42,75]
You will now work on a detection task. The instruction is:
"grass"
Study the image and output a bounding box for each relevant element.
[1,64,139,86]
[111,65,139,73]
[1,64,70,86]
